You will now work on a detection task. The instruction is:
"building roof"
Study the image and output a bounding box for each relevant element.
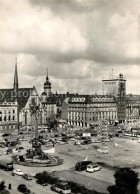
[68,94,116,104]
[0,88,33,110]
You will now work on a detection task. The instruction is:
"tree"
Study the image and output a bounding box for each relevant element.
[46,114,59,130]
[108,168,139,194]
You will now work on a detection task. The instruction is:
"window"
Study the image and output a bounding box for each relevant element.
[4,116,6,121]
[13,110,15,113]
[13,116,15,121]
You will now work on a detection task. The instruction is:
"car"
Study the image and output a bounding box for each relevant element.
[74,141,81,145]
[2,133,10,137]
[58,141,65,145]
[36,179,48,186]
[51,182,71,194]
[69,138,76,141]
[12,148,19,153]
[75,161,93,171]
[22,138,28,141]
[46,142,53,147]
[19,132,24,134]
[18,146,24,150]
[86,164,101,173]
[17,138,23,141]
[22,173,32,180]
[17,184,30,193]
[13,169,24,176]
[81,139,92,145]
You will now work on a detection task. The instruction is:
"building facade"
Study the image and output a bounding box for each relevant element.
[68,95,118,127]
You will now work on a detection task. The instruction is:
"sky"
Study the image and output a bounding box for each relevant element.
[0,0,140,95]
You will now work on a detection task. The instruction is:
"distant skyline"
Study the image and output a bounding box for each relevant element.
[0,0,140,95]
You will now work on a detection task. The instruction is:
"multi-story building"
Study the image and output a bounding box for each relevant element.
[0,94,18,130]
[68,95,118,127]
[126,95,140,123]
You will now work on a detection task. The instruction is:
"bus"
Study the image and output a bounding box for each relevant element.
[0,159,14,171]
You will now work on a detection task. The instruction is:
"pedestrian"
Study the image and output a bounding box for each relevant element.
[8,183,11,190]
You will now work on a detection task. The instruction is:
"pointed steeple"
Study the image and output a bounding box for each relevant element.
[13,57,18,91]
[46,67,49,80]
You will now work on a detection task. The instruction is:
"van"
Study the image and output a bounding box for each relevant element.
[75,161,92,171]
[86,164,101,173]
[51,182,71,194]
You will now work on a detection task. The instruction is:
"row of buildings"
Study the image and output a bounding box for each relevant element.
[0,60,140,130]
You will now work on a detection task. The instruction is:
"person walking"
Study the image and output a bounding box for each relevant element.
[8,183,11,190]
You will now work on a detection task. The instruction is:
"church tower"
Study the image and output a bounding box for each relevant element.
[13,58,19,92]
[43,68,52,97]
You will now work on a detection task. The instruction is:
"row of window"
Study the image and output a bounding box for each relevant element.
[69,114,117,121]
[0,115,15,122]
[0,109,15,114]
[0,124,16,130]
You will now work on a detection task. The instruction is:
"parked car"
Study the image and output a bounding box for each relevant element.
[58,141,65,145]
[17,184,30,193]
[74,141,81,145]
[18,146,24,150]
[51,182,71,194]
[12,148,20,153]
[81,139,92,145]
[75,161,93,171]
[2,133,10,137]
[22,138,28,141]
[36,179,48,186]
[22,173,32,180]
[13,169,24,176]
[86,164,101,173]
[19,132,24,134]
[46,142,53,147]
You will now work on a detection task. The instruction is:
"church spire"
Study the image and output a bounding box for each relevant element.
[46,67,49,80]
[13,57,18,91]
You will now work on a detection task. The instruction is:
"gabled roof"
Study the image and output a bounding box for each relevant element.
[0,88,34,110]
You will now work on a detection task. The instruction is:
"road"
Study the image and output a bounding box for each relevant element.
[0,169,54,194]
[53,169,111,194]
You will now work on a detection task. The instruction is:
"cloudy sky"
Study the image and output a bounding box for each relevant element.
[0,0,140,94]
